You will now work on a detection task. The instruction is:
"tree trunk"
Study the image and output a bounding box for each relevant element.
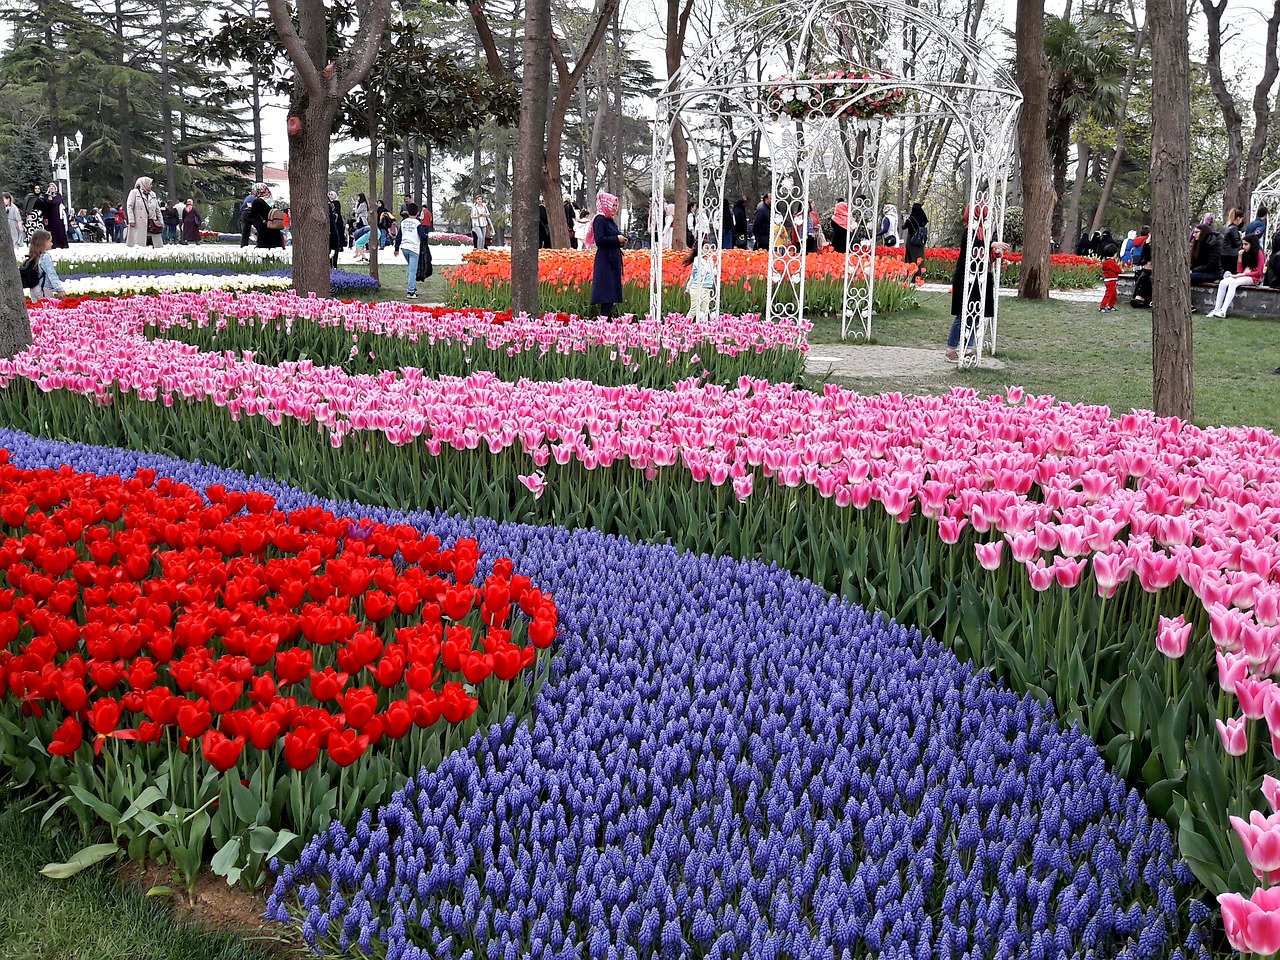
[0,251,33,360]
[159,0,178,201]
[251,69,265,182]
[381,141,394,210]
[114,0,134,195]
[1050,113,1071,246]
[1239,0,1280,213]
[367,111,380,283]
[511,0,551,315]
[610,5,623,197]
[1090,12,1145,233]
[1150,0,1193,419]
[268,0,391,299]
[1063,139,1088,244]
[1015,0,1054,299]
[425,144,434,223]
[666,0,696,253]
[1200,0,1243,216]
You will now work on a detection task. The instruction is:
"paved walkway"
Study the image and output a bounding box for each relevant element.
[918,281,1103,304]
[805,344,1004,381]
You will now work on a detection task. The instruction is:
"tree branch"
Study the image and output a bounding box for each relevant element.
[265,0,323,99]
[336,0,393,98]
[469,1,508,78]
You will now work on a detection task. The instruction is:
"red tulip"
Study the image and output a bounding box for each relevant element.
[47,716,83,756]
[363,591,395,622]
[88,697,121,735]
[248,712,281,750]
[208,679,244,714]
[309,667,348,702]
[441,586,474,621]
[382,701,414,739]
[341,686,378,729]
[249,673,278,706]
[176,699,213,738]
[274,648,313,685]
[282,726,321,770]
[201,729,245,772]
[326,728,368,767]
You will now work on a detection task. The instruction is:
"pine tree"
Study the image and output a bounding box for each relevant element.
[0,124,53,197]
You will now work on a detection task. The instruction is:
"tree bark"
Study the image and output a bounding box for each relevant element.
[267,0,392,298]
[469,1,508,78]
[543,0,617,248]
[665,0,696,252]
[0,250,33,360]
[367,107,381,283]
[511,0,552,316]
[1200,0,1243,216]
[1149,0,1193,419]
[1015,0,1054,299]
[1050,112,1071,246]
[1063,139,1088,243]
[159,0,178,201]
[610,5,623,197]
[114,0,134,195]
[1239,0,1280,213]
[251,69,265,182]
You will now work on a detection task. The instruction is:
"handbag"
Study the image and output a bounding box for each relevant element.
[148,221,163,234]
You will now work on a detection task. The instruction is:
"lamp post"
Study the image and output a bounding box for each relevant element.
[49,131,84,227]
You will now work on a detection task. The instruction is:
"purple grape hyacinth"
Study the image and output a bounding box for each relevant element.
[0,428,1209,960]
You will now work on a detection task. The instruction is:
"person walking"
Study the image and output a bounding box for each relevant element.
[588,191,626,318]
[328,193,345,269]
[470,194,491,249]
[877,204,899,246]
[564,195,577,249]
[830,200,849,254]
[238,186,256,246]
[1207,232,1264,317]
[19,229,65,301]
[181,199,202,244]
[574,206,591,250]
[251,187,284,249]
[162,200,180,244]
[685,238,718,320]
[113,201,127,242]
[399,201,422,300]
[1098,244,1121,313]
[903,202,929,277]
[125,177,164,247]
[353,193,369,241]
[732,196,749,248]
[43,182,69,248]
[944,206,1005,362]
[3,194,21,246]
[752,193,771,251]
[21,184,44,242]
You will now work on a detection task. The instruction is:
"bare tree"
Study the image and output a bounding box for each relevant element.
[1150,0,1193,418]
[543,0,618,248]
[512,0,552,314]
[1088,0,1145,233]
[1201,0,1280,217]
[1015,0,1054,298]
[266,0,393,297]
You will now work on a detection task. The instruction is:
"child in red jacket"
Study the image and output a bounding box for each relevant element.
[1099,244,1121,312]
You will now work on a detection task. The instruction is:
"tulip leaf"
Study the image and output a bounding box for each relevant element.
[211,837,243,883]
[119,785,166,825]
[40,842,120,879]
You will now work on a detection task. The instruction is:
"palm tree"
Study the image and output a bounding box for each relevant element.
[1044,12,1126,245]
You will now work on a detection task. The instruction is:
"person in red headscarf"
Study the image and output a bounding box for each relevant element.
[945,205,1006,362]
[589,191,627,318]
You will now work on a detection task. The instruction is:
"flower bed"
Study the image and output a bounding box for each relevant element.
[199,230,242,242]
[881,245,1103,288]
[49,246,290,275]
[428,233,474,246]
[53,269,378,297]
[0,429,1209,960]
[445,248,920,317]
[0,452,556,895]
[143,291,808,386]
[4,298,1280,902]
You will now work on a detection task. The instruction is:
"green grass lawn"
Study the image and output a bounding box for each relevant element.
[0,797,277,960]
[807,291,1280,431]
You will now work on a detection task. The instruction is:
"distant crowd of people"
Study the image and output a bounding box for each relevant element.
[4,179,208,252]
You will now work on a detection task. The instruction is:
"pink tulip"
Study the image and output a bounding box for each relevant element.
[1025,559,1055,592]
[1238,677,1275,720]
[1218,650,1249,694]
[1155,615,1192,659]
[1217,716,1249,756]
[1220,892,1250,954]
[937,517,967,544]
[1232,810,1280,880]
[1264,774,1280,813]
[975,541,1004,571]
[517,472,547,499]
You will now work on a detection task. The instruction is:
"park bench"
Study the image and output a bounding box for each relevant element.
[1116,275,1280,319]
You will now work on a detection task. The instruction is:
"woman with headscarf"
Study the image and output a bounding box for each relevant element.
[877,204,899,246]
[588,192,627,318]
[945,206,1004,362]
[903,202,929,277]
[44,182,69,248]
[181,199,202,244]
[21,184,43,242]
[328,192,345,269]
[1119,229,1138,263]
[252,186,284,249]
[830,200,849,254]
[125,177,164,247]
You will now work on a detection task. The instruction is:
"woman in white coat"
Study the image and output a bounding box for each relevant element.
[125,177,164,247]
[3,194,21,246]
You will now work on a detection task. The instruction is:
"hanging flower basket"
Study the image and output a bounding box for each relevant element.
[766,71,909,121]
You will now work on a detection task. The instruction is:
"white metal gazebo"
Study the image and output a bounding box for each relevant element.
[651,0,1021,365]
[1251,169,1280,223]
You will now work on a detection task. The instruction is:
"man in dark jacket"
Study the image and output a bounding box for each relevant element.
[732,197,748,247]
[752,193,771,250]
[239,188,256,247]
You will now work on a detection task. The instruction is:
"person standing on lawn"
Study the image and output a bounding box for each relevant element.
[944,206,1005,362]
[239,186,256,246]
[400,202,422,300]
[470,194,491,249]
[1099,244,1121,313]
[328,193,345,269]
[589,191,626,318]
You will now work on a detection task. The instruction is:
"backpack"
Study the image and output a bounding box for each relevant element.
[266,208,286,230]
[18,257,42,289]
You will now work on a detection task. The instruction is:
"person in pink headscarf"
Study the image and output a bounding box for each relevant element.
[588,191,627,318]
[831,200,850,253]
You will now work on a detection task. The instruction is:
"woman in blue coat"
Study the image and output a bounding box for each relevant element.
[589,191,627,317]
